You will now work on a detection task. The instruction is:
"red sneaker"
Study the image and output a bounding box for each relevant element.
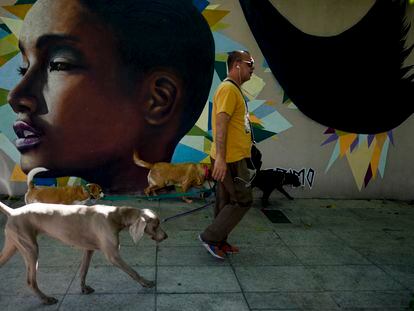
[220,241,240,254]
[199,235,226,259]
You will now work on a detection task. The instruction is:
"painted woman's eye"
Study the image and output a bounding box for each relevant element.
[49,61,76,72]
[17,66,28,76]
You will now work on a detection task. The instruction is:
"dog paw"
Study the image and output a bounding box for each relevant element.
[43,296,58,305]
[82,285,95,295]
[141,280,155,288]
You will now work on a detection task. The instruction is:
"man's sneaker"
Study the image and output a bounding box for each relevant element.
[198,234,225,259]
[220,241,240,254]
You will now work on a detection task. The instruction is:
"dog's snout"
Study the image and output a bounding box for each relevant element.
[153,229,168,242]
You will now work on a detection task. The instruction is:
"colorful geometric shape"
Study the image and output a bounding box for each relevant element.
[0,17,23,38]
[9,164,25,182]
[202,9,229,28]
[2,4,32,19]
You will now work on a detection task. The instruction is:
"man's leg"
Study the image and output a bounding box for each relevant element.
[201,159,252,244]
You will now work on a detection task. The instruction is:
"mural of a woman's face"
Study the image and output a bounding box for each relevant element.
[8,0,146,176]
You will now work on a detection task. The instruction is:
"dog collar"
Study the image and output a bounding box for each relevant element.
[204,165,209,179]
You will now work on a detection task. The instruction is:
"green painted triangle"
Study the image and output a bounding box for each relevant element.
[253,128,277,142]
[15,0,36,4]
[0,88,9,107]
[1,50,19,64]
[0,24,11,34]
[187,125,208,137]
[282,91,290,103]
[214,60,227,81]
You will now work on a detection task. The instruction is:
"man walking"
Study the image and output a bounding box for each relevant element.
[199,50,255,259]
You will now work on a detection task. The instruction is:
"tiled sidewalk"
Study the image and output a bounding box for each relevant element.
[1,196,414,310]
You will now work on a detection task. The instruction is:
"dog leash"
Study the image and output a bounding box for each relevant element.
[161,200,215,223]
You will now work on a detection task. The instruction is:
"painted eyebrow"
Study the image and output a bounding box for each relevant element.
[18,34,80,53]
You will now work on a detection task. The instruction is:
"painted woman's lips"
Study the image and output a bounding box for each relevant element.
[13,120,42,151]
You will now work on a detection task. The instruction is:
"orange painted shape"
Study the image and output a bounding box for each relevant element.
[2,4,32,19]
[370,144,381,179]
[339,134,357,157]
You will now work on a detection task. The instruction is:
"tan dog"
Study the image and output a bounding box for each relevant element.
[25,167,104,204]
[0,201,167,305]
[133,151,211,202]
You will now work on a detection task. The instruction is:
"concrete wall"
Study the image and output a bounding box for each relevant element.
[0,0,413,199]
[211,0,414,200]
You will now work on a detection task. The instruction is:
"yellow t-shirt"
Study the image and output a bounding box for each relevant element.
[210,80,252,162]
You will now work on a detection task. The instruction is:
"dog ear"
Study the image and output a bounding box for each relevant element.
[129,216,147,244]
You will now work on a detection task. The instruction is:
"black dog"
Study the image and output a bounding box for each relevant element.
[251,169,301,207]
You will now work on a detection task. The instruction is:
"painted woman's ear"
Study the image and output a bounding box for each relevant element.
[143,72,182,126]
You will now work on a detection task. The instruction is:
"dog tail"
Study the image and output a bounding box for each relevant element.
[132,151,153,169]
[0,201,13,217]
[27,167,49,189]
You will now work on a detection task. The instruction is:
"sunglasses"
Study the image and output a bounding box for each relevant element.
[241,60,255,68]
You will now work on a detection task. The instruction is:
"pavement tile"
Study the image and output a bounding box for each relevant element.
[0,294,63,310]
[37,246,83,267]
[380,265,414,290]
[355,245,414,265]
[234,266,323,291]
[60,293,155,311]
[1,197,414,310]
[229,228,282,245]
[289,245,371,265]
[89,246,156,267]
[236,208,274,230]
[228,245,301,266]
[67,266,155,294]
[245,292,340,310]
[157,293,249,311]
[0,266,78,296]
[275,228,343,246]
[330,229,399,248]
[157,246,230,266]
[157,230,201,247]
[157,266,240,293]
[329,290,412,309]
[308,265,405,291]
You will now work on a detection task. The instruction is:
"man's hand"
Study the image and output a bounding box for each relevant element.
[212,157,227,182]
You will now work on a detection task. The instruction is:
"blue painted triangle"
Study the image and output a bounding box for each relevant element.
[171,143,208,163]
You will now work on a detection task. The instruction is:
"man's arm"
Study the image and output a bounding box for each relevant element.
[212,112,230,182]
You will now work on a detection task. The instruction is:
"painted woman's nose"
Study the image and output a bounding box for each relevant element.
[8,69,40,114]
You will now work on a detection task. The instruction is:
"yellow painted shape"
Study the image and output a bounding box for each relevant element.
[215,53,228,62]
[335,130,349,136]
[195,99,209,131]
[211,22,229,32]
[242,74,266,100]
[0,34,18,55]
[57,177,70,187]
[9,164,26,182]
[204,137,212,152]
[201,155,211,164]
[206,4,221,10]
[339,133,357,157]
[375,132,387,151]
[0,17,23,38]
[202,9,229,27]
[346,140,375,191]
[2,4,32,19]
